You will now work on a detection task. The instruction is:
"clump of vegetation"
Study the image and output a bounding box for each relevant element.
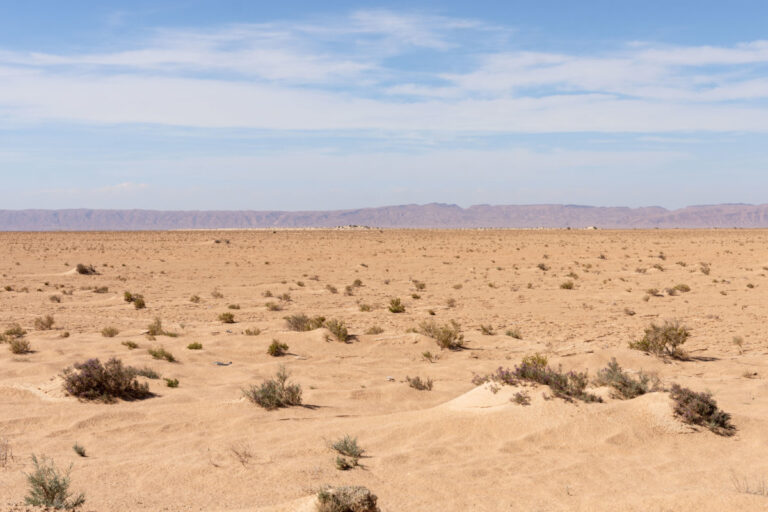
[187,342,203,350]
[61,358,152,402]
[72,444,86,458]
[121,341,138,350]
[189,295,201,303]
[243,366,302,410]
[330,435,364,470]
[101,327,119,338]
[211,289,224,299]
[674,284,691,293]
[146,317,177,337]
[164,378,179,388]
[93,286,109,294]
[148,346,176,362]
[512,390,531,406]
[419,320,465,350]
[267,339,288,357]
[75,264,97,276]
[537,263,550,271]
[506,328,522,339]
[265,301,283,311]
[560,280,575,290]
[49,295,62,303]
[136,367,160,379]
[4,323,27,339]
[629,320,690,359]
[406,376,433,391]
[316,486,379,512]
[359,304,372,312]
[593,358,659,399]
[227,304,240,310]
[480,324,495,335]
[34,315,55,330]
[412,280,426,291]
[285,313,325,332]
[24,454,86,510]
[669,383,735,436]
[365,326,384,335]
[244,328,261,336]
[388,298,405,313]
[124,291,145,309]
[219,312,235,324]
[326,284,338,294]
[9,338,31,354]
[324,319,349,342]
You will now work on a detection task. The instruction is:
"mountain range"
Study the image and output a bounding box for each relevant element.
[2,203,768,230]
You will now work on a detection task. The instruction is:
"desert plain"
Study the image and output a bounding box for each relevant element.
[1,228,768,511]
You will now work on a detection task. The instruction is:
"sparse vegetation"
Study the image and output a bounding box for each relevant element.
[187,342,203,350]
[33,315,55,330]
[121,341,138,350]
[267,339,288,356]
[9,337,31,354]
[189,295,201,303]
[76,264,97,275]
[265,301,283,311]
[365,326,384,335]
[219,312,235,324]
[285,313,325,332]
[164,378,179,388]
[419,320,465,350]
[629,320,690,359]
[506,328,522,339]
[512,390,531,405]
[316,486,379,512]
[244,328,261,336]
[388,298,405,313]
[148,346,176,363]
[243,366,302,410]
[669,383,735,436]
[24,454,85,510]
[61,358,152,402]
[480,324,495,335]
[324,319,349,342]
[72,444,86,457]
[101,327,119,338]
[359,303,372,312]
[406,376,433,391]
[594,358,659,399]
[560,280,574,290]
[124,291,146,309]
[136,367,160,379]
[146,317,177,337]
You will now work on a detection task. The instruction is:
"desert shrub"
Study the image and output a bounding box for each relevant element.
[124,291,146,309]
[629,320,690,359]
[267,339,288,357]
[265,301,283,311]
[480,324,495,335]
[164,378,179,388]
[211,289,224,299]
[187,342,203,350]
[75,264,97,275]
[674,284,691,293]
[262,290,273,298]
[190,295,201,303]
[72,444,86,457]
[228,304,240,310]
[506,328,522,339]
[49,295,62,303]
[412,280,426,291]
[446,298,457,308]
[136,367,160,379]
[352,279,363,287]
[244,328,261,336]
[101,327,119,338]
[700,263,711,275]
[335,456,356,470]
[121,341,138,350]
[326,284,338,294]
[512,390,531,405]
[61,358,152,402]
[4,323,27,339]
[93,286,109,294]
[9,338,31,354]
[669,383,735,436]
[242,366,302,410]
[560,281,574,290]
[594,358,659,399]
[148,346,176,362]
[537,263,550,271]
[344,285,354,296]
[406,376,433,391]
[359,304,372,312]
[388,298,405,313]
[146,317,176,337]
[411,293,421,299]
[422,351,437,363]
[316,486,379,512]
[34,315,55,330]
[331,435,364,459]
[25,454,85,510]
[219,312,235,324]
[419,320,464,350]
[285,313,325,332]
[365,326,384,335]
[324,319,349,342]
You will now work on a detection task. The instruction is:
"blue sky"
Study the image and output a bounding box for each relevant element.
[1,1,767,210]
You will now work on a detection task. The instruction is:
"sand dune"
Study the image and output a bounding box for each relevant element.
[2,229,768,510]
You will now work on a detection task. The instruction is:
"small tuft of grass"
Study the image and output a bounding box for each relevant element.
[101,327,119,338]
[242,366,302,410]
[228,304,240,310]
[148,346,176,363]
[189,295,201,303]
[244,328,261,336]
[72,444,86,458]
[359,304,372,312]
[121,341,138,350]
[365,326,384,335]
[406,376,433,391]
[505,328,522,339]
[331,434,364,459]
[560,280,574,290]
[219,312,235,323]
[187,342,203,350]
[34,315,55,330]
[480,324,495,335]
[136,367,160,379]
[164,378,179,388]
[388,298,405,313]
[267,339,288,357]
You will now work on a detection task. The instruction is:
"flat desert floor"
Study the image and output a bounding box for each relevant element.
[1,229,768,511]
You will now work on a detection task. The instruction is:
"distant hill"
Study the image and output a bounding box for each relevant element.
[3,203,768,230]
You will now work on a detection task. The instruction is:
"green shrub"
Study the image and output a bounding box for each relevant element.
[243,366,302,410]
[629,320,689,359]
[331,435,364,459]
[61,358,152,402]
[324,319,349,342]
[419,320,464,350]
[148,346,176,363]
[164,378,179,388]
[594,358,659,399]
[267,339,288,357]
[24,454,85,510]
[388,298,405,313]
[187,342,203,350]
[285,313,325,332]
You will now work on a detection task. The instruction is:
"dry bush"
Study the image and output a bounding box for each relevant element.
[670,383,735,436]
[148,346,176,362]
[219,312,235,324]
[365,326,384,335]
[4,323,27,339]
[9,338,31,354]
[406,376,433,391]
[243,366,302,410]
[75,264,97,275]
[101,327,119,338]
[324,319,349,342]
[480,324,495,335]
[629,320,690,359]
[187,342,203,350]
[388,298,405,313]
[419,320,465,350]
[316,486,379,512]
[0,438,12,468]
[267,339,288,356]
[285,313,325,332]
[505,328,522,339]
[560,280,574,290]
[61,358,152,402]
[147,317,177,337]
[594,358,659,399]
[244,328,261,336]
[512,390,531,405]
[34,315,55,330]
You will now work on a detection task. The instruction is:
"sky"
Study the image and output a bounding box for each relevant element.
[1,1,767,211]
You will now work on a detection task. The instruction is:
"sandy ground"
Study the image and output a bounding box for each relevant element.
[1,229,767,511]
